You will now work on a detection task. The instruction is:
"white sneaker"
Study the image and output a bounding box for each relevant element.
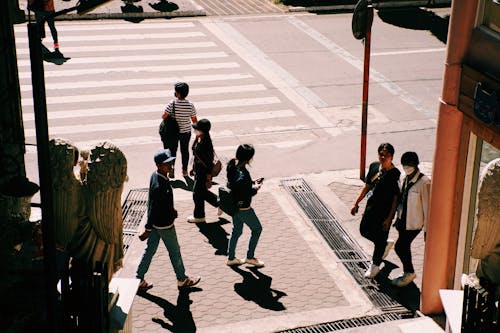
[187,216,206,223]
[245,258,265,267]
[382,239,395,259]
[226,258,244,266]
[391,272,416,287]
[364,264,380,279]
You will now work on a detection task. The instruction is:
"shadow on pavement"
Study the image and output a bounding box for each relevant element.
[42,44,70,65]
[170,176,194,192]
[377,7,450,44]
[121,3,145,23]
[231,266,287,311]
[137,288,201,333]
[149,0,179,12]
[375,260,421,313]
[196,218,230,255]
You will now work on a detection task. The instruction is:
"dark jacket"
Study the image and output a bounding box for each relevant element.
[192,137,214,175]
[227,164,257,208]
[145,171,176,230]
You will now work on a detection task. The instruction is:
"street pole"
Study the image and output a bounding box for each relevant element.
[360,5,373,180]
[28,22,58,333]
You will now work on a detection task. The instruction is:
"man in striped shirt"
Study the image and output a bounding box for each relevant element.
[162,82,198,178]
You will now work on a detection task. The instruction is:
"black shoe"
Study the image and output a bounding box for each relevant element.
[53,49,64,58]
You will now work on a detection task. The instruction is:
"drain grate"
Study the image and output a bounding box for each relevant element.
[281,178,406,313]
[278,313,413,333]
[121,188,148,253]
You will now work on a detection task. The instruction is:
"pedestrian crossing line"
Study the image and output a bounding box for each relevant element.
[20,73,255,92]
[14,31,206,44]
[14,21,197,32]
[16,51,228,67]
[23,110,296,137]
[17,62,240,79]
[15,41,217,55]
[21,84,267,106]
[22,97,282,121]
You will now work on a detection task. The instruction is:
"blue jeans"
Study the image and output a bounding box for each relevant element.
[136,226,187,282]
[227,208,262,260]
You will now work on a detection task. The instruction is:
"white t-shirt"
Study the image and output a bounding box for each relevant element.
[164,99,197,133]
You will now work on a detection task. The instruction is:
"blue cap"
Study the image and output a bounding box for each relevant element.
[154,149,175,164]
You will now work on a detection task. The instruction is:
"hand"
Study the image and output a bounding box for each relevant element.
[382,219,391,232]
[139,230,151,241]
[350,204,359,216]
[173,208,178,219]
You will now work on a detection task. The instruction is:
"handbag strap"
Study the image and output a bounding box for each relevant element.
[171,100,176,118]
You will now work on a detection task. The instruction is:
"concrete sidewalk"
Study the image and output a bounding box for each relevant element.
[117,169,445,332]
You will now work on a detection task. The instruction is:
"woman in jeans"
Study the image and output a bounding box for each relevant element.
[226,144,264,268]
[187,119,219,223]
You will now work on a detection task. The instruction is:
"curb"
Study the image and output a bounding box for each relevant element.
[24,9,206,21]
[288,0,451,13]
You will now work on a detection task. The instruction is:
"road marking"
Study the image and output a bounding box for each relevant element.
[287,16,434,117]
[14,31,206,44]
[23,110,296,137]
[22,97,282,121]
[21,84,266,105]
[16,41,217,55]
[371,48,445,56]
[202,19,341,137]
[20,73,254,92]
[16,51,228,66]
[18,62,240,79]
[16,21,197,32]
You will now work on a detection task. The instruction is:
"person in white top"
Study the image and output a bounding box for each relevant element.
[392,151,431,287]
[162,82,198,178]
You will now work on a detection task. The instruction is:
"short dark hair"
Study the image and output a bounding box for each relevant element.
[236,144,255,163]
[378,142,395,156]
[175,82,189,99]
[401,151,419,166]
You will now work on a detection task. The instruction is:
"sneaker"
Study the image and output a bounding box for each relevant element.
[364,264,380,279]
[177,276,201,289]
[382,239,395,259]
[391,272,416,287]
[138,280,153,291]
[245,258,265,268]
[227,258,244,266]
[187,215,206,223]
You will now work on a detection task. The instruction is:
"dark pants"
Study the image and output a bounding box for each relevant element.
[35,11,58,44]
[360,216,389,266]
[163,132,191,172]
[193,170,218,218]
[394,229,421,273]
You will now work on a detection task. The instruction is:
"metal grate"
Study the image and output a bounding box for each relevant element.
[121,188,148,254]
[281,178,406,313]
[278,313,413,333]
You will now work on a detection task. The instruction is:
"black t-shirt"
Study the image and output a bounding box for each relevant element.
[364,161,401,222]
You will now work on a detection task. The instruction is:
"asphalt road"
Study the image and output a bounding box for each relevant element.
[15,8,449,197]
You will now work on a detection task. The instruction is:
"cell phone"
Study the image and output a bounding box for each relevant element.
[256,177,264,184]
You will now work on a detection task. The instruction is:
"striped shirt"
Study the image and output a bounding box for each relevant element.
[164,99,197,133]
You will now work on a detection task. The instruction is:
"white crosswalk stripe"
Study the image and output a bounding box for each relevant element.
[16,20,316,153]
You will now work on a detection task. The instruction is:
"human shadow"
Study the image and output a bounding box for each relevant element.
[195,218,230,255]
[377,7,450,44]
[121,2,145,23]
[149,0,179,12]
[375,260,421,313]
[42,44,70,65]
[231,266,287,311]
[170,176,194,192]
[137,288,201,333]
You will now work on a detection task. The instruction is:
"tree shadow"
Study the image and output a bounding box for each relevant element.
[149,0,179,12]
[375,260,421,313]
[121,3,145,23]
[170,176,194,192]
[231,266,287,311]
[377,7,450,44]
[195,218,230,255]
[137,288,201,333]
[42,44,70,65]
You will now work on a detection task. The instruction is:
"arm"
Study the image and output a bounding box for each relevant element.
[191,115,198,123]
[421,177,431,233]
[351,183,370,215]
[162,101,174,119]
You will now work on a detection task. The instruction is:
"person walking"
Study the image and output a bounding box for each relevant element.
[351,143,400,279]
[226,144,265,268]
[391,152,430,287]
[136,149,201,290]
[28,0,64,57]
[187,119,219,223]
[161,82,198,178]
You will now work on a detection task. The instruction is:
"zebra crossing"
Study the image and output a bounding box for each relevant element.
[15,19,319,155]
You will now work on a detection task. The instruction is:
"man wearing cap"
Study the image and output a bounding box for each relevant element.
[136,149,201,290]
